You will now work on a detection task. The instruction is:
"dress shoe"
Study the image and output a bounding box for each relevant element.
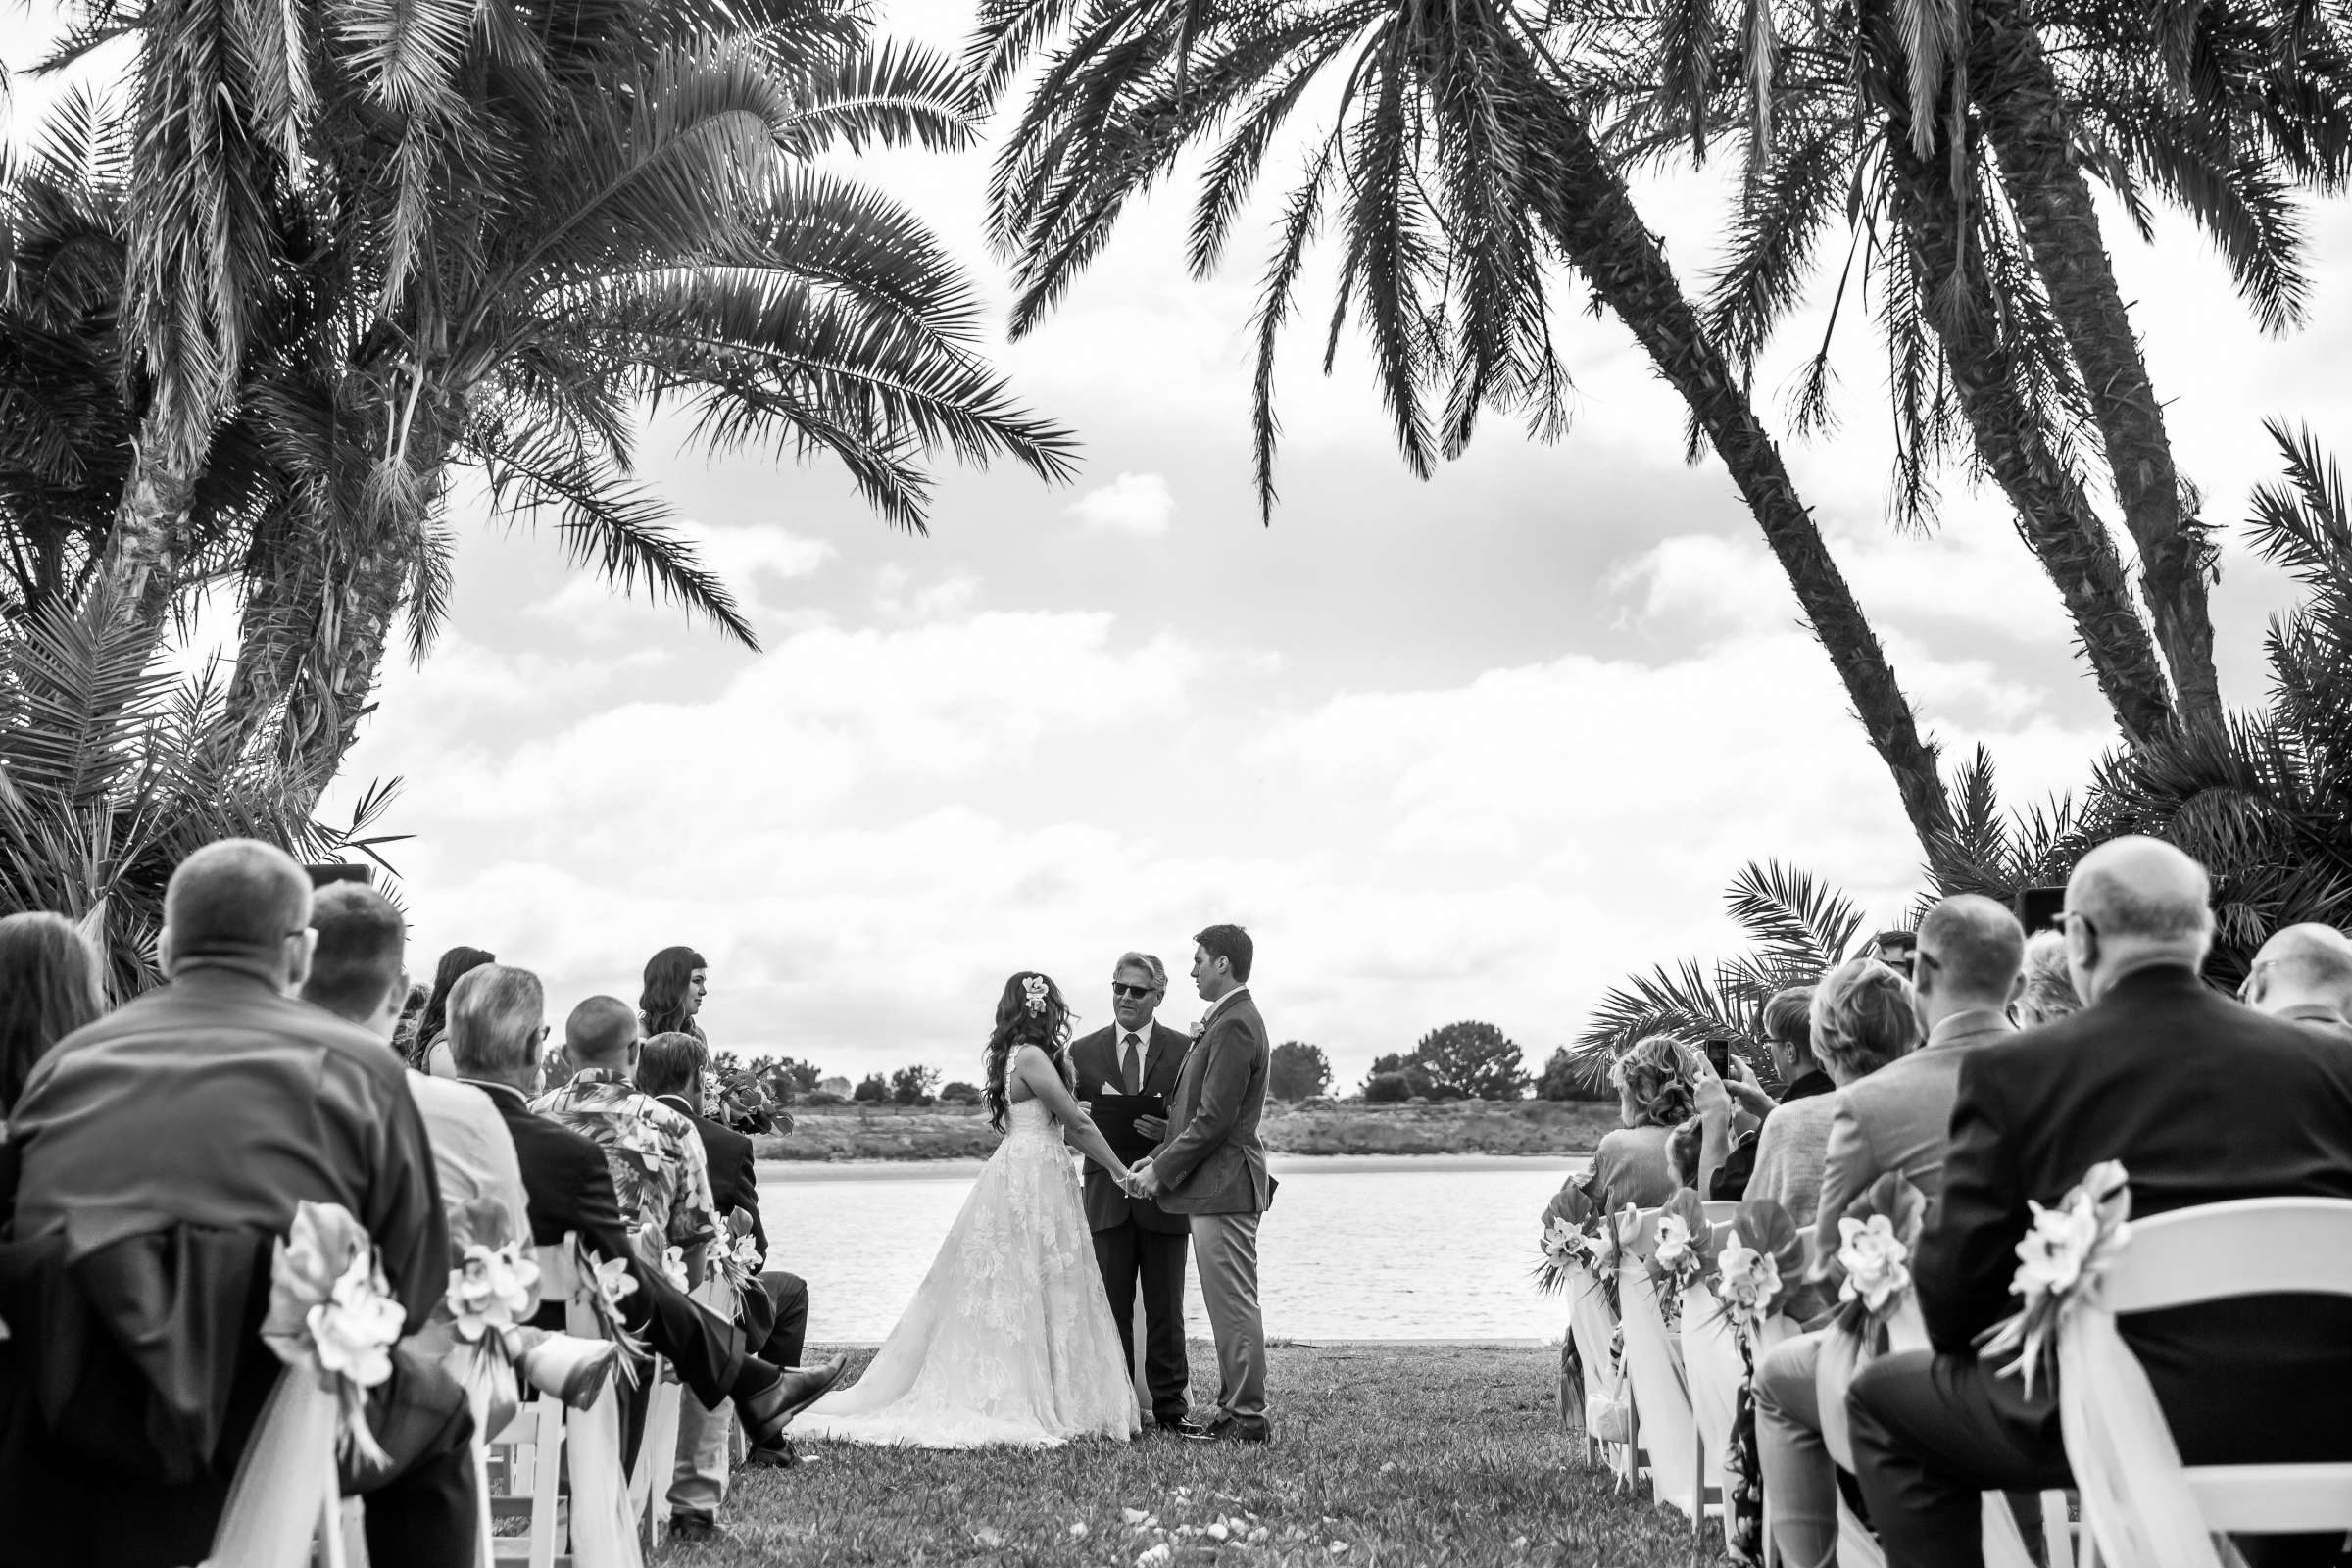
[735,1354,846,1447]
[1181,1415,1271,1445]
[741,1436,800,1469]
[668,1511,721,1544]
[1166,1417,1215,1440]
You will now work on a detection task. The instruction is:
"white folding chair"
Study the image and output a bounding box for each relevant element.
[1617,1209,1708,1522]
[2066,1198,2352,1568]
[1566,1270,1636,1484]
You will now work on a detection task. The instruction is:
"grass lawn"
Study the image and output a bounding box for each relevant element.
[664,1344,1719,1567]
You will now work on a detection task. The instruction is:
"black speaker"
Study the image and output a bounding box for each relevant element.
[2014,885,2066,934]
[304,862,370,889]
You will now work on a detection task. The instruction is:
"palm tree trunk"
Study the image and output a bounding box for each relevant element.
[1965,0,2224,731]
[1877,122,2180,745]
[95,426,199,635]
[1516,86,1954,847]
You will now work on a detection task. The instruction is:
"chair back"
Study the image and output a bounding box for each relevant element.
[2094,1198,2352,1313]
[1616,1219,1699,1517]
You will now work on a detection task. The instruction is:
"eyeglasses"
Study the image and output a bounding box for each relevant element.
[1111,982,1159,998]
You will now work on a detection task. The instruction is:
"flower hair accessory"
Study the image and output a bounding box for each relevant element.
[1022,975,1050,1015]
[1977,1160,2132,1395]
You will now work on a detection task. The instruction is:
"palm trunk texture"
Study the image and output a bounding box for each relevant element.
[1515,82,1954,847]
[1875,106,2180,745]
[1966,0,2225,732]
[95,429,198,637]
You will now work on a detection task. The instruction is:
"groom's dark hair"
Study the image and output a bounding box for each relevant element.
[1194,924,1253,983]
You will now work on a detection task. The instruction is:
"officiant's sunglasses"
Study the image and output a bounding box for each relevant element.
[1110,981,1160,997]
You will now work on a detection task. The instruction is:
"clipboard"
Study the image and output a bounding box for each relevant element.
[1092,1092,1167,1161]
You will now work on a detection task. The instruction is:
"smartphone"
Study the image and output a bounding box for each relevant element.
[1704,1036,1732,1078]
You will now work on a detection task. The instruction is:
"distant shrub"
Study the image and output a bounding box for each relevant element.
[890,1064,940,1106]
[1269,1041,1332,1102]
[1363,1071,1413,1103]
[801,1090,850,1106]
[853,1073,890,1103]
[938,1080,983,1105]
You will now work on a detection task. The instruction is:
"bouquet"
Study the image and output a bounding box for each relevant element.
[712,1206,765,1319]
[1644,1189,1715,1330]
[1825,1174,1928,1339]
[1711,1198,1803,1345]
[1534,1185,1599,1295]
[1976,1160,2132,1395]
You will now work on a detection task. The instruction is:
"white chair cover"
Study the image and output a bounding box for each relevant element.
[1618,1214,1700,1517]
[1683,1278,1744,1536]
[1566,1271,1635,1484]
[202,1369,346,1568]
[542,1239,645,1568]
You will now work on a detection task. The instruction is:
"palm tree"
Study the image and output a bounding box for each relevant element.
[973,0,1954,846]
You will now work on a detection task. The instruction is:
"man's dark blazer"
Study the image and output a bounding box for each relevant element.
[1154,990,1272,1216]
[1071,1020,1192,1234]
[657,1094,767,1263]
[466,1080,745,1406]
[1916,963,2352,1461]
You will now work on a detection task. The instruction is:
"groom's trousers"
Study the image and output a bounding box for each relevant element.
[1191,1211,1267,1424]
[1092,1224,1191,1425]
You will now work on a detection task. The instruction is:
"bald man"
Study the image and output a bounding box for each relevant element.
[2244,923,2352,1041]
[1847,838,2352,1568]
[0,840,469,1567]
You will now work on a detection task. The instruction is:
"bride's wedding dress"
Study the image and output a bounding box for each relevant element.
[793,1094,1141,1447]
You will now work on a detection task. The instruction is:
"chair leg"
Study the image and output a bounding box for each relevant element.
[2042,1492,2074,1568]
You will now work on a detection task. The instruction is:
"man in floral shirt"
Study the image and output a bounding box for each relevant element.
[532,995,716,1265]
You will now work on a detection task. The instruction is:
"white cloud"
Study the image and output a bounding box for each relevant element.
[1068,472,1177,536]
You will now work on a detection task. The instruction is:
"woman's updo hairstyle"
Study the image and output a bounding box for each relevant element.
[984,971,1074,1133]
[1611,1035,1698,1128]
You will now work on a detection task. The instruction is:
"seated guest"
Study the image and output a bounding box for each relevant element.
[1748,958,1918,1232]
[637,1034,818,1537]
[2011,929,2081,1029]
[0,910,104,1116]
[1708,986,1830,1200]
[536,997,716,1259]
[302,883,531,1248]
[444,966,839,1454]
[1751,895,2023,1568]
[1578,1036,1698,1214]
[2241,922,2352,1041]
[1848,837,2352,1568]
[415,944,495,1076]
[0,840,470,1568]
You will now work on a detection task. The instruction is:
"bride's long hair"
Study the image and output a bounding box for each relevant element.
[984,970,1074,1133]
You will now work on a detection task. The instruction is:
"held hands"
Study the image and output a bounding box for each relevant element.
[1122,1159,1163,1200]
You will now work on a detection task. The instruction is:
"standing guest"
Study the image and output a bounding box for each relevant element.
[1071,951,1195,1432]
[0,840,470,1568]
[0,910,104,1116]
[641,945,710,1039]
[638,1033,810,1538]
[1132,924,1274,1444]
[1747,958,1919,1231]
[446,967,842,1464]
[2241,922,2352,1041]
[1580,1036,1698,1214]
[1707,985,1831,1200]
[2011,929,2082,1029]
[1750,895,2023,1568]
[416,944,496,1076]
[535,996,717,1258]
[303,883,531,1248]
[1847,838,2352,1568]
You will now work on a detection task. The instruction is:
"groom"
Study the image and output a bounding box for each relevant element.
[1134,923,1273,1445]
[1071,953,1194,1429]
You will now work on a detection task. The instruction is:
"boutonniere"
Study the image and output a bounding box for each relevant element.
[1189,1018,1207,1043]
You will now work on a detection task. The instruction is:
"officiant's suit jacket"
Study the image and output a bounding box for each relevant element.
[1916,963,2352,1460]
[1152,991,1272,1216]
[1072,1021,1191,1233]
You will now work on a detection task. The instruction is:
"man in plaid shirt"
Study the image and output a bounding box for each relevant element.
[533,995,717,1265]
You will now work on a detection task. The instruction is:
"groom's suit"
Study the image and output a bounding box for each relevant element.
[1152,987,1273,1432]
[1072,1019,1193,1425]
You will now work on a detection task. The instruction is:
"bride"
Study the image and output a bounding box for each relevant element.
[793,971,1145,1446]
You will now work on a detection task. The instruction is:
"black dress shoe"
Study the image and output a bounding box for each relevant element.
[668,1511,721,1544]
[735,1355,846,1447]
[1167,1417,1215,1440]
[1181,1415,1271,1445]
[741,1436,800,1469]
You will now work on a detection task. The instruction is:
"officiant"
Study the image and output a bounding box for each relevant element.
[1072,952,1193,1429]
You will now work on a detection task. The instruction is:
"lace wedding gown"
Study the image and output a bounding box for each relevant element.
[793,1094,1141,1447]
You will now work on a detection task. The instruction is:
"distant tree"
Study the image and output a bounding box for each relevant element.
[1268,1042,1332,1102]
[1362,1052,1437,1100]
[1362,1071,1413,1104]
[853,1073,890,1104]
[774,1057,824,1096]
[890,1065,941,1106]
[938,1080,983,1105]
[1415,1021,1530,1102]
[819,1076,854,1097]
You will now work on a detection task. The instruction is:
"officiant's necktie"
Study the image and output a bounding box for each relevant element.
[1122,1032,1142,1094]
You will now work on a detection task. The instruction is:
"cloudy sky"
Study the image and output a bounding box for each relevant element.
[17,5,2352,1093]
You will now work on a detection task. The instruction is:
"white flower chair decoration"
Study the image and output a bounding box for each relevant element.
[1615,1197,1709,1522]
[1984,1165,2352,1568]
[544,1237,649,1568]
[1687,1200,1800,1555]
[1566,1259,1635,1484]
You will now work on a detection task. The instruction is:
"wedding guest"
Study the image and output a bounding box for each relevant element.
[303,883,531,1248]
[638,1033,808,1536]
[1750,896,2022,1568]
[416,944,495,1076]
[1848,837,2352,1568]
[391,980,430,1061]
[0,840,471,1568]
[446,966,842,1460]
[535,995,717,1257]
[1579,1036,1696,1213]
[2241,922,2352,1040]
[0,910,104,1116]
[2011,929,2081,1028]
[641,945,710,1039]
[1746,959,1918,1233]
[1708,986,1830,1200]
